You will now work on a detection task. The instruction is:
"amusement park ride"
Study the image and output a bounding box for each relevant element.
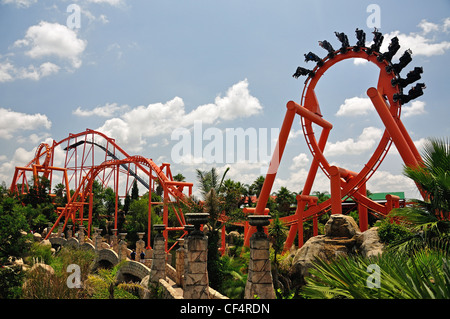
[10,28,427,253]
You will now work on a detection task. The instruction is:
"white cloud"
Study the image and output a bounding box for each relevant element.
[290,152,309,170]
[0,61,60,82]
[96,79,263,152]
[355,18,450,65]
[14,21,87,69]
[87,0,125,6]
[0,108,51,139]
[402,100,426,117]
[0,62,15,82]
[380,19,450,57]
[336,96,373,117]
[418,19,440,34]
[324,126,383,157]
[73,103,129,117]
[1,0,36,8]
[367,170,417,196]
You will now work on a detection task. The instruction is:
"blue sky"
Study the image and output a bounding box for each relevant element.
[0,0,449,199]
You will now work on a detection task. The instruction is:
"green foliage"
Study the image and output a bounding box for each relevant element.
[0,197,32,263]
[0,266,24,299]
[376,217,413,245]
[27,242,53,265]
[302,248,450,299]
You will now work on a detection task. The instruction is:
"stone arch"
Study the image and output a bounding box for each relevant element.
[116,261,151,283]
[80,242,95,251]
[49,237,67,249]
[95,249,119,269]
[66,237,79,247]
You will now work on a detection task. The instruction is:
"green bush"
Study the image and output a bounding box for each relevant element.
[376,218,412,244]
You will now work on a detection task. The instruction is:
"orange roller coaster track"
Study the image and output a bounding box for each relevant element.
[244,28,427,251]
[10,129,193,252]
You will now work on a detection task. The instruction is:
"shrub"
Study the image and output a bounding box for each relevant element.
[376,218,412,244]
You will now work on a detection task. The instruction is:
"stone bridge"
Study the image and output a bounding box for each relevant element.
[116,260,151,283]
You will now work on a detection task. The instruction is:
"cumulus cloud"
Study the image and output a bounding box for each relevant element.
[96,79,263,152]
[355,18,450,65]
[0,108,51,139]
[87,0,125,6]
[324,126,383,157]
[1,0,36,8]
[290,152,309,170]
[73,103,129,117]
[336,97,373,117]
[367,170,417,195]
[14,21,87,69]
[0,61,60,82]
[381,19,450,57]
[403,100,426,117]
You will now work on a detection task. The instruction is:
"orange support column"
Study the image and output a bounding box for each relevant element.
[358,182,368,232]
[147,172,152,249]
[329,166,342,215]
[163,184,169,252]
[244,102,296,247]
[367,87,419,169]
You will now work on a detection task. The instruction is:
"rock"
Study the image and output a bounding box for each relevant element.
[289,214,384,286]
[227,231,241,244]
[33,232,42,242]
[30,263,55,276]
[324,214,360,238]
[356,227,384,258]
[140,275,151,299]
[39,239,52,247]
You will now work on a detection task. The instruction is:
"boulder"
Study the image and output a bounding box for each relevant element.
[39,239,52,247]
[30,263,55,276]
[289,214,383,286]
[355,227,384,258]
[324,214,360,238]
[33,232,43,242]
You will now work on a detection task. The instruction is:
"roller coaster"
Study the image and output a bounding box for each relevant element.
[10,27,427,253]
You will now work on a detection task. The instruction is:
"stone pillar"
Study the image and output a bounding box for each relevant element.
[57,224,63,238]
[67,225,73,239]
[118,233,127,261]
[183,213,210,299]
[175,238,185,287]
[136,232,146,262]
[150,225,166,284]
[183,224,194,290]
[110,229,118,253]
[94,228,103,251]
[78,225,85,243]
[245,215,275,299]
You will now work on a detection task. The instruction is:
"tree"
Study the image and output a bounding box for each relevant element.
[173,173,186,182]
[131,180,139,201]
[0,197,32,263]
[275,186,295,217]
[195,167,229,289]
[389,137,450,253]
[268,214,288,297]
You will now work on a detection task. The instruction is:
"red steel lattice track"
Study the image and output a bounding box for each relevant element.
[10,129,193,252]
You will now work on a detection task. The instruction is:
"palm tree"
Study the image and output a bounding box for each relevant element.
[194,167,229,290]
[389,137,450,253]
[275,186,295,217]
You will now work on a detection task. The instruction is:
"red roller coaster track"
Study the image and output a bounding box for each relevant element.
[10,28,433,255]
[10,129,193,252]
